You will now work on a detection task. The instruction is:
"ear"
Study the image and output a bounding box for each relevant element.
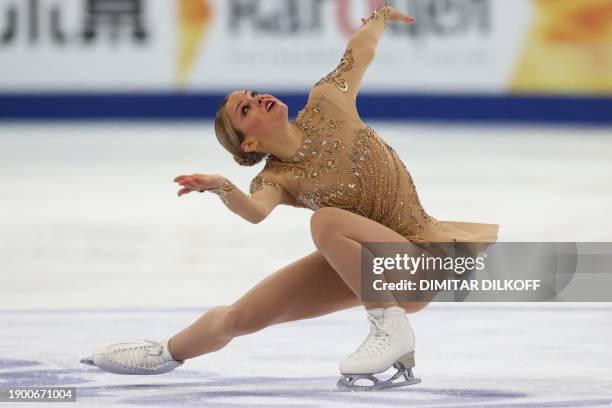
[241,139,259,153]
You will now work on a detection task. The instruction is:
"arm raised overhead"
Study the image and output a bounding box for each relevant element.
[310,6,414,108]
[310,6,413,107]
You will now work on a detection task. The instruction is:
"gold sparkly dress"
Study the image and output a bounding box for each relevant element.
[248,7,499,256]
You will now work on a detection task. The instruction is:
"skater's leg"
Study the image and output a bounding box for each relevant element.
[310,207,433,312]
[309,208,438,388]
[169,250,360,361]
[170,208,435,361]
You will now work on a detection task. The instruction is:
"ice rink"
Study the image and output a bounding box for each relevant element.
[1,122,611,407]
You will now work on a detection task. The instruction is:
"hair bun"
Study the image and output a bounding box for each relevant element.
[234,152,267,167]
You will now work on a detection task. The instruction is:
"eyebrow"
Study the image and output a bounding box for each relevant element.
[235,90,249,117]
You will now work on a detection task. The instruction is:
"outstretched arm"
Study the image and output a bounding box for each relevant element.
[174,172,292,224]
[350,6,393,58]
[312,6,413,106]
[353,6,414,61]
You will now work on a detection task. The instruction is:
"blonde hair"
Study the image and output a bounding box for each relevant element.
[214,95,268,167]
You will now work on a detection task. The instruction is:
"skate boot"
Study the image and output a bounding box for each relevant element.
[80,338,183,375]
[337,306,420,390]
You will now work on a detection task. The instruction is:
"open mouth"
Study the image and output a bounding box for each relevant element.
[265,100,276,112]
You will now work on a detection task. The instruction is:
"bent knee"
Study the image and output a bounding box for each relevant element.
[310,207,344,248]
[223,305,269,337]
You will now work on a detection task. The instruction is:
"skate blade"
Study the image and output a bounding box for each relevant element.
[336,365,421,391]
[336,376,421,391]
[80,356,96,366]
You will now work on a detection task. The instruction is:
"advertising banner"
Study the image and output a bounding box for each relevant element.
[2,0,610,94]
[1,0,610,121]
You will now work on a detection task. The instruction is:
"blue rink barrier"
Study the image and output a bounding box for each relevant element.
[0,92,610,125]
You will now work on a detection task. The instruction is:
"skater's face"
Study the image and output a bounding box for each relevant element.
[225,90,288,153]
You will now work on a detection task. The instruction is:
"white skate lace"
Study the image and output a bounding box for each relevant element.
[113,339,167,369]
[350,316,390,359]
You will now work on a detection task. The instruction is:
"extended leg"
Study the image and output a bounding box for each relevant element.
[169,250,360,361]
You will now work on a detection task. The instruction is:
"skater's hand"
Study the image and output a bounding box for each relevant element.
[173,173,226,197]
[360,6,414,25]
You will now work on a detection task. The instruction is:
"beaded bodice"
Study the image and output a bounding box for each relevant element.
[258,95,440,238]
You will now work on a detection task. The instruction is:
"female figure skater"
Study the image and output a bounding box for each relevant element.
[82,5,498,390]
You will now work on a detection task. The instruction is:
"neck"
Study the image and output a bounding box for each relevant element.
[264,122,303,162]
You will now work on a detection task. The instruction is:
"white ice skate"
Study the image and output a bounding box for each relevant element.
[337,306,421,391]
[80,339,183,375]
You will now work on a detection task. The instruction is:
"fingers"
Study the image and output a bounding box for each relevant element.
[174,174,224,196]
[175,175,195,197]
[179,179,198,190]
[174,174,202,182]
[392,12,414,23]
[177,187,191,197]
[175,175,208,194]
[174,175,198,188]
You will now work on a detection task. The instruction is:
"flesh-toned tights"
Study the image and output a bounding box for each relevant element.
[169,207,432,361]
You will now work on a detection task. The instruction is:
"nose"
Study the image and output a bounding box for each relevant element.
[253,95,268,112]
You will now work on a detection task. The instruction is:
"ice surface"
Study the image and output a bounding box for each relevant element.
[0,305,611,407]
